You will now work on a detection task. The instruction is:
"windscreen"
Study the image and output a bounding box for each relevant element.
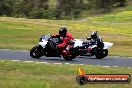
[40,34,51,42]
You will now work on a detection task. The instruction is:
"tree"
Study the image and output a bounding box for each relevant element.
[56,0,83,19]
[95,0,113,12]
[116,0,126,7]
[0,0,14,16]
[0,0,129,19]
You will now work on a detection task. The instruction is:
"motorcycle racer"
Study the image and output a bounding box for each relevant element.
[52,26,74,48]
[30,27,77,60]
[87,31,104,49]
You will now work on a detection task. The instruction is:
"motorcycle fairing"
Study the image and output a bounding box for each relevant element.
[39,39,113,49]
[74,39,113,49]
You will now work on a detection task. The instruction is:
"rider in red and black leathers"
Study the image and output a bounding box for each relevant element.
[44,27,74,57]
[52,27,74,48]
[50,27,74,56]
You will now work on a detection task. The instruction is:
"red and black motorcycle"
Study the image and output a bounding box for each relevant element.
[30,34,78,60]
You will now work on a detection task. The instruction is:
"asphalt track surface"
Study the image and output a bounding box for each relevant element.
[0,49,132,67]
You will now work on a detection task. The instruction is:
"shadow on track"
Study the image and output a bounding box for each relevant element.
[77,56,114,60]
[30,56,77,62]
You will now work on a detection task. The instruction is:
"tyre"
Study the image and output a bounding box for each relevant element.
[30,45,42,58]
[102,49,108,58]
[95,49,108,59]
[63,55,76,60]
[95,53,103,59]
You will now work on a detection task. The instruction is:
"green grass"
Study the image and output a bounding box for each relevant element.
[86,3,132,22]
[88,11,132,22]
[0,60,131,88]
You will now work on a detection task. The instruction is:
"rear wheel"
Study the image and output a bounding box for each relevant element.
[63,55,76,60]
[95,49,108,59]
[95,52,103,59]
[30,45,42,58]
[102,49,108,58]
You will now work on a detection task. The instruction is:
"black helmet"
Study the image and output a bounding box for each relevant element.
[91,31,98,39]
[59,27,67,37]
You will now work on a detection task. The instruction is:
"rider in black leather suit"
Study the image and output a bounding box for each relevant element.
[86,31,104,49]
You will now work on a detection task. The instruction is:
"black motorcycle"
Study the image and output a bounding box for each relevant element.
[30,34,78,60]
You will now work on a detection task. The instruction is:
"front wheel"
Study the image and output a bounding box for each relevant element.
[30,45,42,58]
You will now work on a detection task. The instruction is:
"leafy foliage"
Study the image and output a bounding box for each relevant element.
[0,0,128,19]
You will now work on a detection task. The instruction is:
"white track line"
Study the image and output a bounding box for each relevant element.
[12,60,21,62]
[24,61,34,63]
[64,63,70,64]
[54,63,62,65]
[9,59,131,68]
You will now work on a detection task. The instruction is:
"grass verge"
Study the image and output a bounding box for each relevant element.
[0,60,131,88]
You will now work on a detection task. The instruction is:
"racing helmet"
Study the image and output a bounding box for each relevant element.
[59,27,67,37]
[91,31,98,39]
